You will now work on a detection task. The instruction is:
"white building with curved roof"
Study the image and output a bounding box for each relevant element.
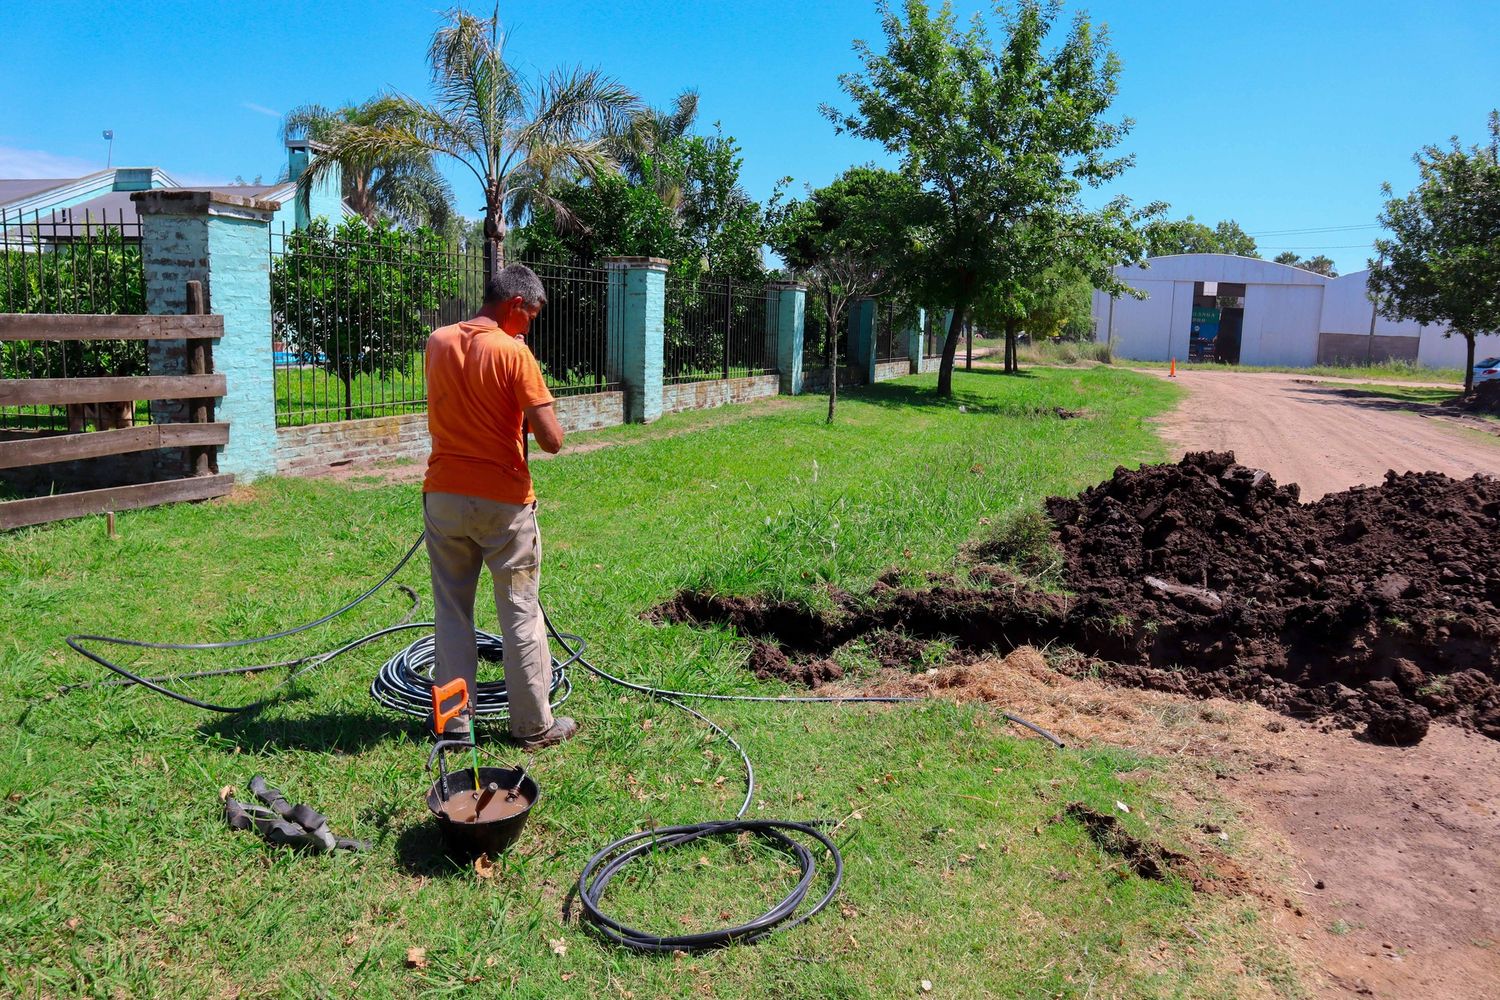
[1091,253,1497,369]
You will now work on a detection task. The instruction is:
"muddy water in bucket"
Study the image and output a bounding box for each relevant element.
[440,784,534,824]
[425,763,540,856]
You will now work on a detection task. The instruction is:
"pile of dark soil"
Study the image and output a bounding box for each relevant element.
[1047,451,1499,743]
[1458,381,1500,414]
[655,453,1499,745]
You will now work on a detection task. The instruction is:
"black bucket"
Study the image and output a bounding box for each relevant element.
[425,741,539,856]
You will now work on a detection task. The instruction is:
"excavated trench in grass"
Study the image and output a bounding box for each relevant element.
[652,452,1500,747]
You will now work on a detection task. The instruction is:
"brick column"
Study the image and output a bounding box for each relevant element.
[606,256,668,423]
[133,190,280,480]
[847,296,877,385]
[767,282,805,395]
[905,307,925,374]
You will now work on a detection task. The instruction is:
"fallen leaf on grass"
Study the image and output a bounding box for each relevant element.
[549,937,567,957]
[561,972,574,982]
[64,917,80,931]
[474,854,495,879]
[341,933,357,947]
[641,718,653,732]
[1115,800,1131,814]
[219,785,234,802]
[405,947,427,969]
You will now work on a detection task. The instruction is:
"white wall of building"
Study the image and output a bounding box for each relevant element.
[1092,254,1475,370]
[1240,284,1322,366]
[1418,330,1500,369]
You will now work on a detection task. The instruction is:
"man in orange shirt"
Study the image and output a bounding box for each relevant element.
[423,264,575,748]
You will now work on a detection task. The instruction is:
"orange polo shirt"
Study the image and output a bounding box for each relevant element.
[423,317,554,505]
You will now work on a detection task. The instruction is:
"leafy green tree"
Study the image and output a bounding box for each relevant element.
[1,228,146,385]
[610,89,700,210]
[1273,251,1337,276]
[518,129,768,284]
[1370,111,1500,394]
[1145,215,1259,257]
[825,0,1157,396]
[316,7,639,277]
[270,218,456,417]
[281,99,455,231]
[770,166,926,420]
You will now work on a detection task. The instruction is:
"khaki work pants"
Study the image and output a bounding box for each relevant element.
[423,492,554,739]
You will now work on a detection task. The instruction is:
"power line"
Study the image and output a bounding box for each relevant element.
[1258,243,1376,250]
[1247,224,1383,237]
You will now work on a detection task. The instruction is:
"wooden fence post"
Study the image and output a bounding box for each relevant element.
[184,280,216,476]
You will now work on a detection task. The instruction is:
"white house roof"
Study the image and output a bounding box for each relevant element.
[1115,253,1333,285]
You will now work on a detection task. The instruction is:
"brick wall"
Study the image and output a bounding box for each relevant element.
[801,366,861,394]
[662,375,780,415]
[1317,332,1420,365]
[274,391,625,475]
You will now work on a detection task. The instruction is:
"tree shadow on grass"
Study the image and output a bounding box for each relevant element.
[199,707,428,754]
[845,369,1046,416]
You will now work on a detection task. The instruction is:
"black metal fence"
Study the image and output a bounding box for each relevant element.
[663,274,777,384]
[269,221,616,427]
[800,296,844,372]
[876,301,903,362]
[924,310,946,359]
[1,208,148,432]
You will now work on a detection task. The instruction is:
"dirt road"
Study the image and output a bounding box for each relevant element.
[1146,370,1498,498]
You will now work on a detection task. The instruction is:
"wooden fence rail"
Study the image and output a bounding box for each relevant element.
[1,280,233,530]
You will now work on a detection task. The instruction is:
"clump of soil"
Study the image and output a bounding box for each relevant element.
[655,452,1500,745]
[1458,381,1500,414]
[1059,803,1185,880]
[1058,803,1256,896]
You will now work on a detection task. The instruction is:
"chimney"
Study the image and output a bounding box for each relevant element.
[285,139,343,229]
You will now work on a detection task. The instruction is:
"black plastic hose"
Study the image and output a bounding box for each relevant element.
[64,529,1064,951]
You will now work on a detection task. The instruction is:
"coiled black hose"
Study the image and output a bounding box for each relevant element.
[65,530,1064,951]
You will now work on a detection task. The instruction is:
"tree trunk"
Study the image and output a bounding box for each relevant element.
[827,290,838,424]
[484,197,505,280]
[935,301,970,397]
[1005,317,1021,374]
[1465,333,1476,395]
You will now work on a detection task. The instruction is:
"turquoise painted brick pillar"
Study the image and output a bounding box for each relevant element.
[133,190,280,480]
[606,256,668,423]
[767,282,805,395]
[846,296,876,384]
[905,307,925,374]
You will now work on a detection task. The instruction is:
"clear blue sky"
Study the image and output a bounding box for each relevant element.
[6,0,1499,274]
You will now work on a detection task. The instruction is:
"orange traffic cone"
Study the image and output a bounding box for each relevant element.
[1169,357,1177,377]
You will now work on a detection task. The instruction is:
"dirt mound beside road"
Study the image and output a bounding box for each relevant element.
[1047,451,1500,743]
[1459,380,1500,414]
[657,453,1500,744]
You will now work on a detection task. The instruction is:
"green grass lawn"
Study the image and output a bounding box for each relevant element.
[0,369,1299,998]
[1128,357,1464,385]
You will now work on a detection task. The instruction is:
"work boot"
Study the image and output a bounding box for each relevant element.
[518,717,578,751]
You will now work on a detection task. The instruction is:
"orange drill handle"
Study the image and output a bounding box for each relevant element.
[430,678,469,735]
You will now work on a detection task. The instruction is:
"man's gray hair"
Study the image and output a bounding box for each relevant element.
[484,263,548,308]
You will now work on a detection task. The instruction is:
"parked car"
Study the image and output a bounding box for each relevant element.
[1474,357,1500,386]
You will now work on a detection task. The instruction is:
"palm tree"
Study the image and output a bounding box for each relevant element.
[611,89,700,211]
[280,99,455,231]
[317,7,639,276]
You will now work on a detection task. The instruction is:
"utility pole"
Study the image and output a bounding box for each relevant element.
[103,129,114,169]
